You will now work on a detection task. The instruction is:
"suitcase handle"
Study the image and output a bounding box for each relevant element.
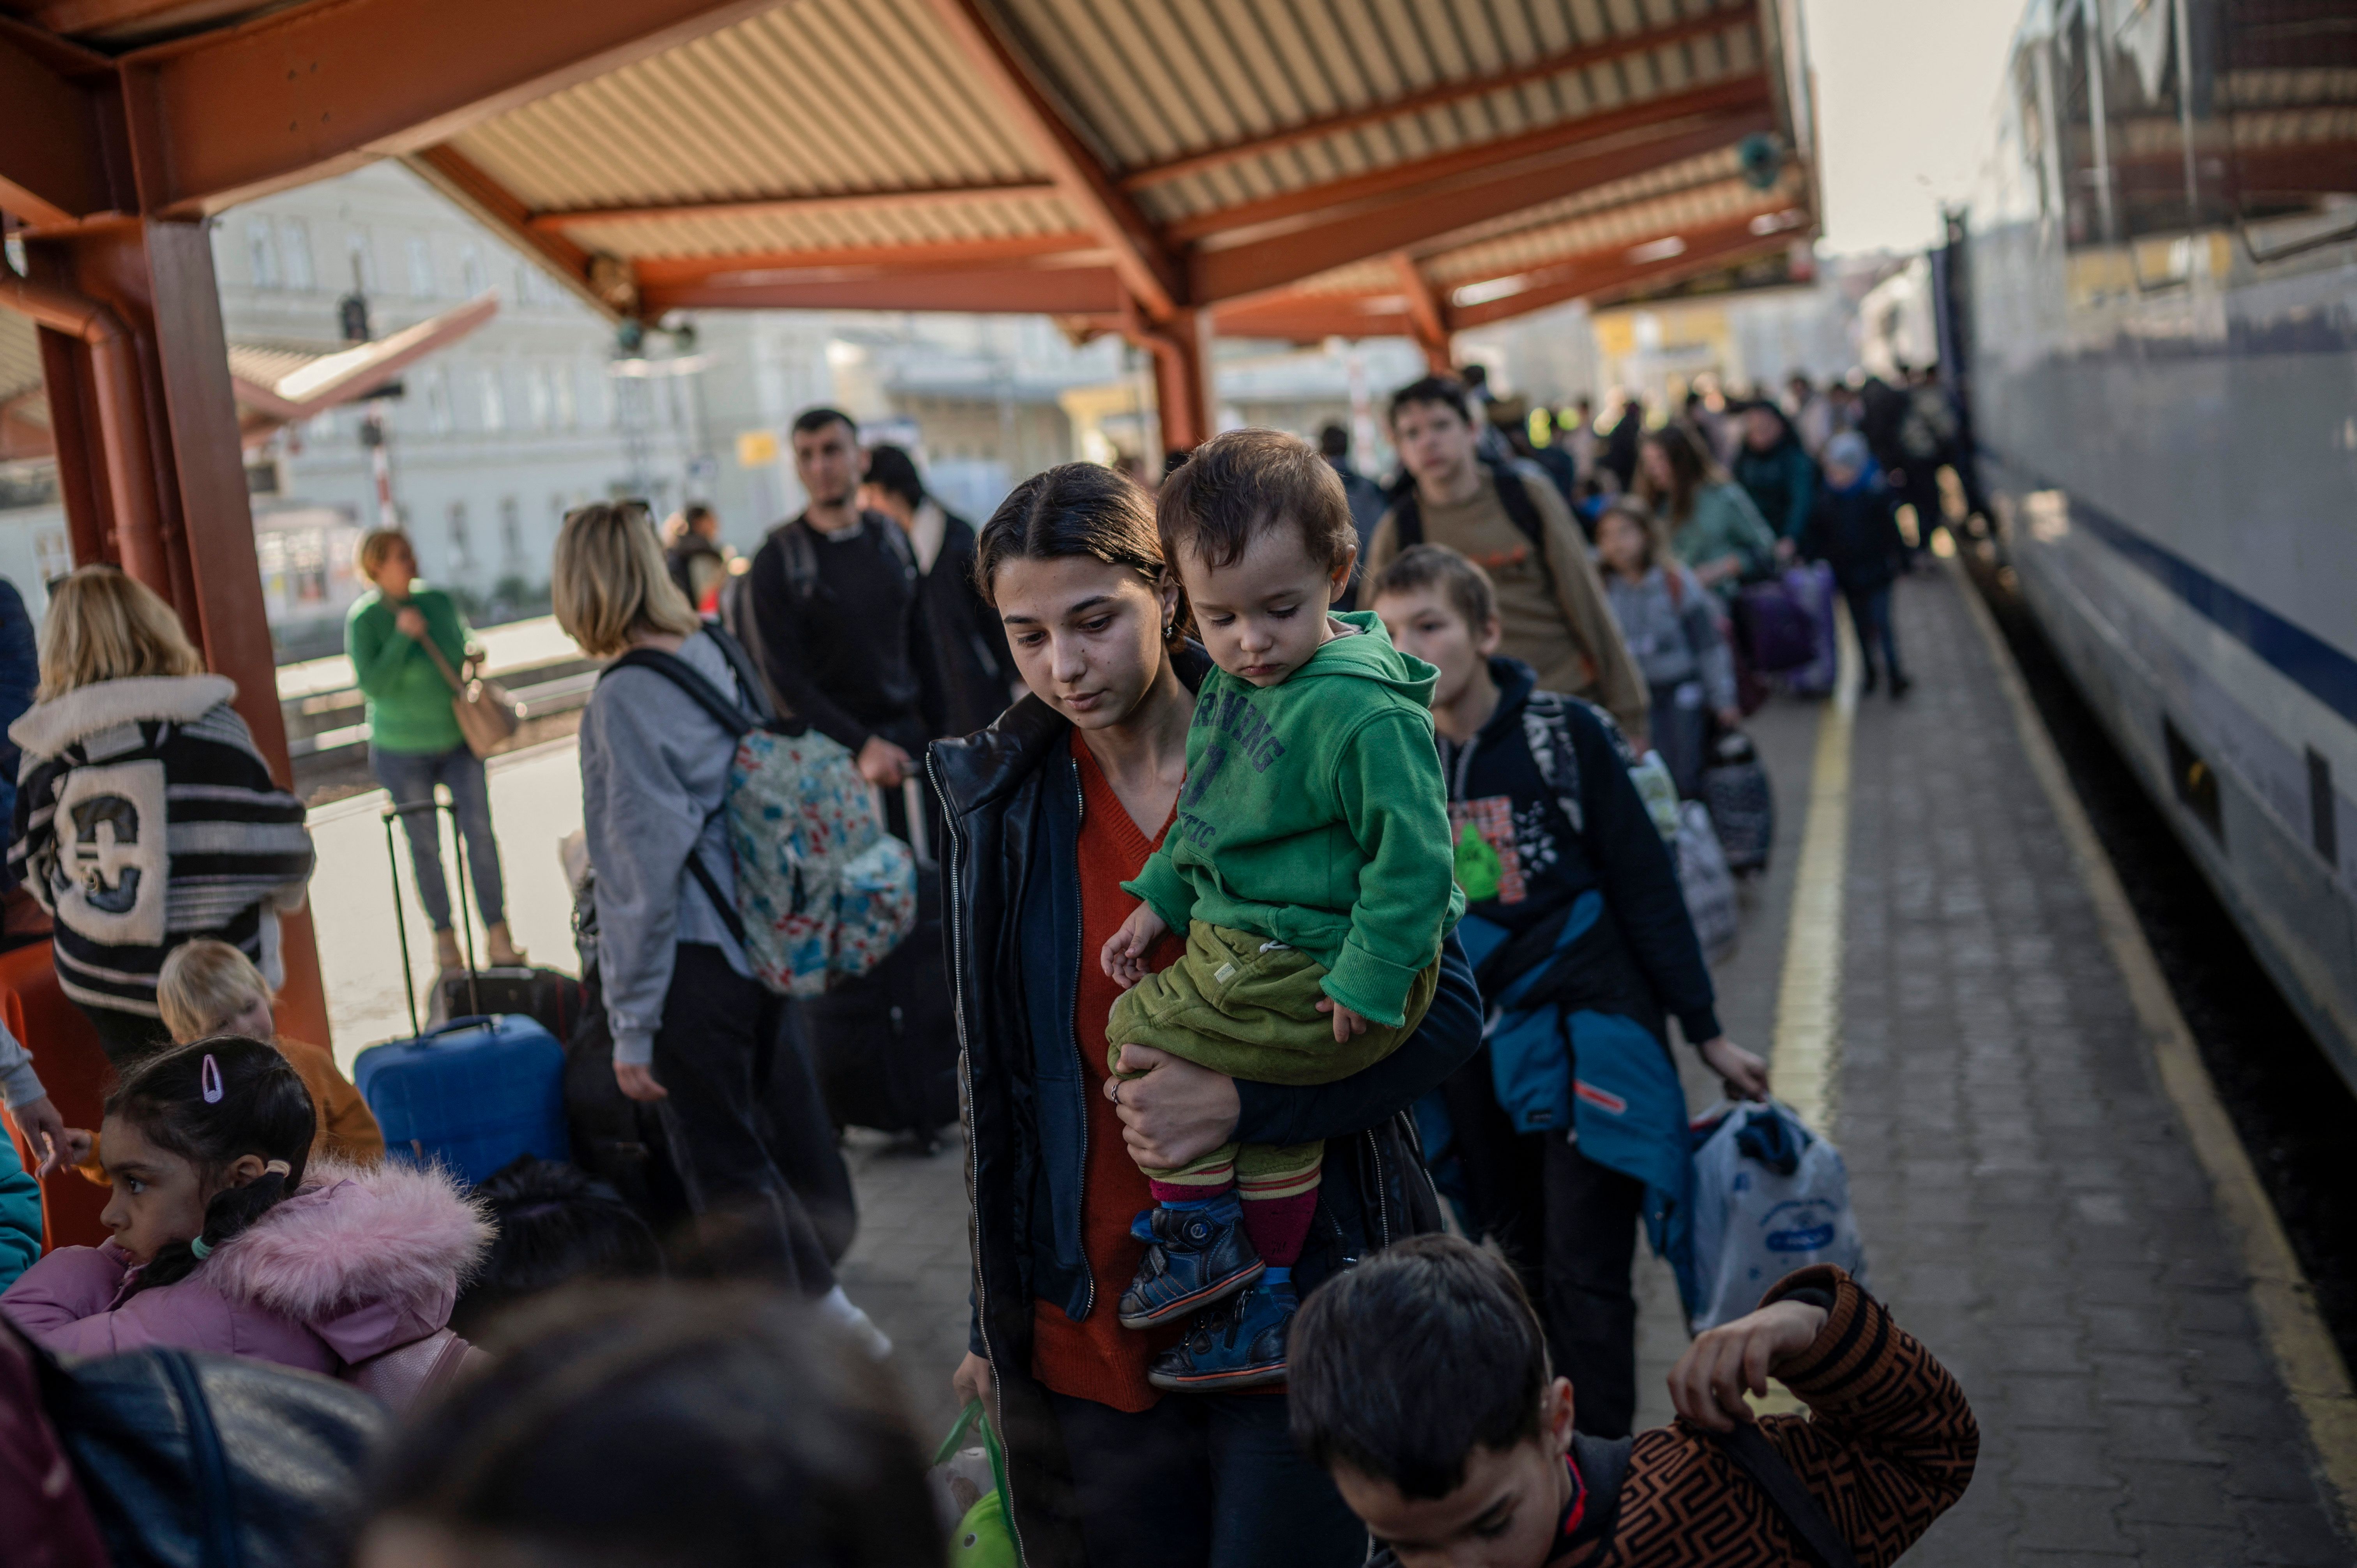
[383,798,486,1035]
[420,1015,498,1040]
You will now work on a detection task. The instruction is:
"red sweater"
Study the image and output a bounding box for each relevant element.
[1029,730,1187,1411]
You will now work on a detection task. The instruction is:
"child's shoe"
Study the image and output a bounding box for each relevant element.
[1117,1199,1263,1329]
[1146,1277,1298,1391]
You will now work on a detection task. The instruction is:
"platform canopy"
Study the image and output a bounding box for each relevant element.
[4,0,1816,445]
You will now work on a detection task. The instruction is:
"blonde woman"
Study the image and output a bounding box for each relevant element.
[6,567,315,1061]
[556,503,880,1342]
[346,528,523,972]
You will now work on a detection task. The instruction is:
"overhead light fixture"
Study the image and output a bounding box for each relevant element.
[1625,235,1687,265]
[1450,274,1531,308]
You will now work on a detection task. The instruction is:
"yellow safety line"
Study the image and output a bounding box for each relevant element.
[1951,556,2357,1534]
[1770,597,1860,1132]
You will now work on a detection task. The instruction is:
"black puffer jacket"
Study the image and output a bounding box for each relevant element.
[927,646,1482,1568]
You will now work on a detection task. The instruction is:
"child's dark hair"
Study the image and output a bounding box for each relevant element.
[452,1157,664,1338]
[364,1283,939,1568]
[1289,1234,1550,1500]
[1594,495,1665,567]
[972,461,1184,638]
[1154,427,1355,576]
[106,1037,315,1294]
[1366,544,1498,636]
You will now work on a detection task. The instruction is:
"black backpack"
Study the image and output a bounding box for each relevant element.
[1385,458,1558,597]
[29,1323,386,1568]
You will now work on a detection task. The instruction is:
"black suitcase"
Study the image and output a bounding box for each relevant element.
[804,780,959,1148]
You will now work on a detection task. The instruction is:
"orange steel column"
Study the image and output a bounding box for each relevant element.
[22,219,334,1049]
[1143,307,1214,456]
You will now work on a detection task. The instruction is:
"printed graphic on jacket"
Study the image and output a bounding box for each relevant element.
[1449,794,1565,907]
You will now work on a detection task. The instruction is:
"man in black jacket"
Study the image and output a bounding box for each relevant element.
[745,409,941,813]
[858,444,1015,737]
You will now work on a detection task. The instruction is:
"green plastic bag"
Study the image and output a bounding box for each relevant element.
[933,1399,1017,1567]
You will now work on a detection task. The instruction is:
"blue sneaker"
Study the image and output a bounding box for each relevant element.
[1117,1201,1263,1330]
[1147,1278,1298,1392]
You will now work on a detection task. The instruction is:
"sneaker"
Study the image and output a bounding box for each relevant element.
[1890,672,1914,698]
[1147,1278,1298,1392]
[1117,1201,1262,1330]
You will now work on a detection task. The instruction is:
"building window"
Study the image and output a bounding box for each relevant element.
[246,221,280,289]
[345,231,375,293]
[553,364,577,427]
[526,365,552,430]
[280,220,314,291]
[461,243,487,298]
[406,236,436,298]
[478,367,505,432]
[422,368,453,434]
[448,502,472,572]
[500,496,523,566]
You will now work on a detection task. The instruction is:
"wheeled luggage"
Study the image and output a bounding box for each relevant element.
[426,963,588,1044]
[1776,562,1839,697]
[1733,579,1815,673]
[806,780,958,1147]
[355,800,570,1185]
[1700,729,1774,876]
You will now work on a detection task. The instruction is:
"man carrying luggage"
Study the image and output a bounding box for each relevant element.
[744,408,942,836]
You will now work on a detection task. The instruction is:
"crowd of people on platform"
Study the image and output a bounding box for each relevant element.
[0,365,1981,1568]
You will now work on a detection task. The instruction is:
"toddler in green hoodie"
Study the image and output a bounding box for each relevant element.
[1101,429,1463,1391]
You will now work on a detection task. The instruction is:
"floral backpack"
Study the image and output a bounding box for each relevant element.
[604,631,914,995]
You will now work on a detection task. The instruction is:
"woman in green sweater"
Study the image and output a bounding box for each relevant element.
[1635,423,1779,596]
[346,529,523,972]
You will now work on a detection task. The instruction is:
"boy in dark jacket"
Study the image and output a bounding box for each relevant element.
[1290,1235,1978,1568]
[1803,433,1911,696]
[1369,546,1769,1439]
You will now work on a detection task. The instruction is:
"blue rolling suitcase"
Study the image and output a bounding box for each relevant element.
[354,801,569,1185]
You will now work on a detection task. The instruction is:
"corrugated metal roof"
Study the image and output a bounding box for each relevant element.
[1425,166,1795,284]
[449,0,1081,256]
[0,311,41,404]
[994,0,1761,224]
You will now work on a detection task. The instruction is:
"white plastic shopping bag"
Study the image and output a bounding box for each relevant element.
[1687,1098,1868,1332]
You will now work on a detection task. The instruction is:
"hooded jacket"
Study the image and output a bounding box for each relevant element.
[1802,465,1908,595]
[927,645,1482,1568]
[1732,425,1819,543]
[1123,612,1465,1026]
[7,675,315,1019]
[0,1159,489,1374]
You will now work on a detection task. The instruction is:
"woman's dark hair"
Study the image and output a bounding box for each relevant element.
[1636,421,1724,524]
[450,1157,664,1339]
[1289,1234,1550,1501]
[972,462,1178,634]
[106,1037,315,1295]
[364,1284,940,1568]
[862,444,926,510]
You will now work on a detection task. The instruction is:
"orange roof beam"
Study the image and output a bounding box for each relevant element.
[919,0,1185,321]
[1447,217,1796,329]
[637,263,1127,317]
[1191,95,1774,304]
[525,181,1068,231]
[1119,3,1761,193]
[409,145,625,317]
[1164,76,1771,247]
[0,22,128,228]
[1390,255,1453,373]
[111,0,777,218]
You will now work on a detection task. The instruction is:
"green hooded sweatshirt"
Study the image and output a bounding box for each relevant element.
[1124,611,1465,1028]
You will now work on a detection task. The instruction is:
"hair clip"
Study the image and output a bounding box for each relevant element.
[200,1054,224,1104]
[189,1237,213,1260]
[262,1160,292,1177]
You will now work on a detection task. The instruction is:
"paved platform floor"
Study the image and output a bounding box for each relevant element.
[304,567,2350,1556]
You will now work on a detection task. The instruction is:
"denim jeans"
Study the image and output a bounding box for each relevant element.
[1844,585,1903,682]
[371,743,505,933]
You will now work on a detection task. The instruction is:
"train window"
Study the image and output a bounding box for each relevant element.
[2058,4,2113,249]
[2309,748,2338,867]
[2101,0,2237,282]
[2219,0,2357,263]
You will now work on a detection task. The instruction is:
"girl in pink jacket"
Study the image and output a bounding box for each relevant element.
[0,1037,488,1375]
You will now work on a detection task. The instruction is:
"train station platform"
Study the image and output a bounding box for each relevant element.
[302,563,2354,1562]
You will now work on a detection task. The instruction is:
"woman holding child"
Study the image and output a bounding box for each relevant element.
[933,450,1483,1568]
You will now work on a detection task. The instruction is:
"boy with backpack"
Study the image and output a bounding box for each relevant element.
[1362,376,1649,743]
[1289,1235,1978,1568]
[1367,544,1768,1439]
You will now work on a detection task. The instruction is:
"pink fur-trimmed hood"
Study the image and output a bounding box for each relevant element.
[203,1158,492,1364]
